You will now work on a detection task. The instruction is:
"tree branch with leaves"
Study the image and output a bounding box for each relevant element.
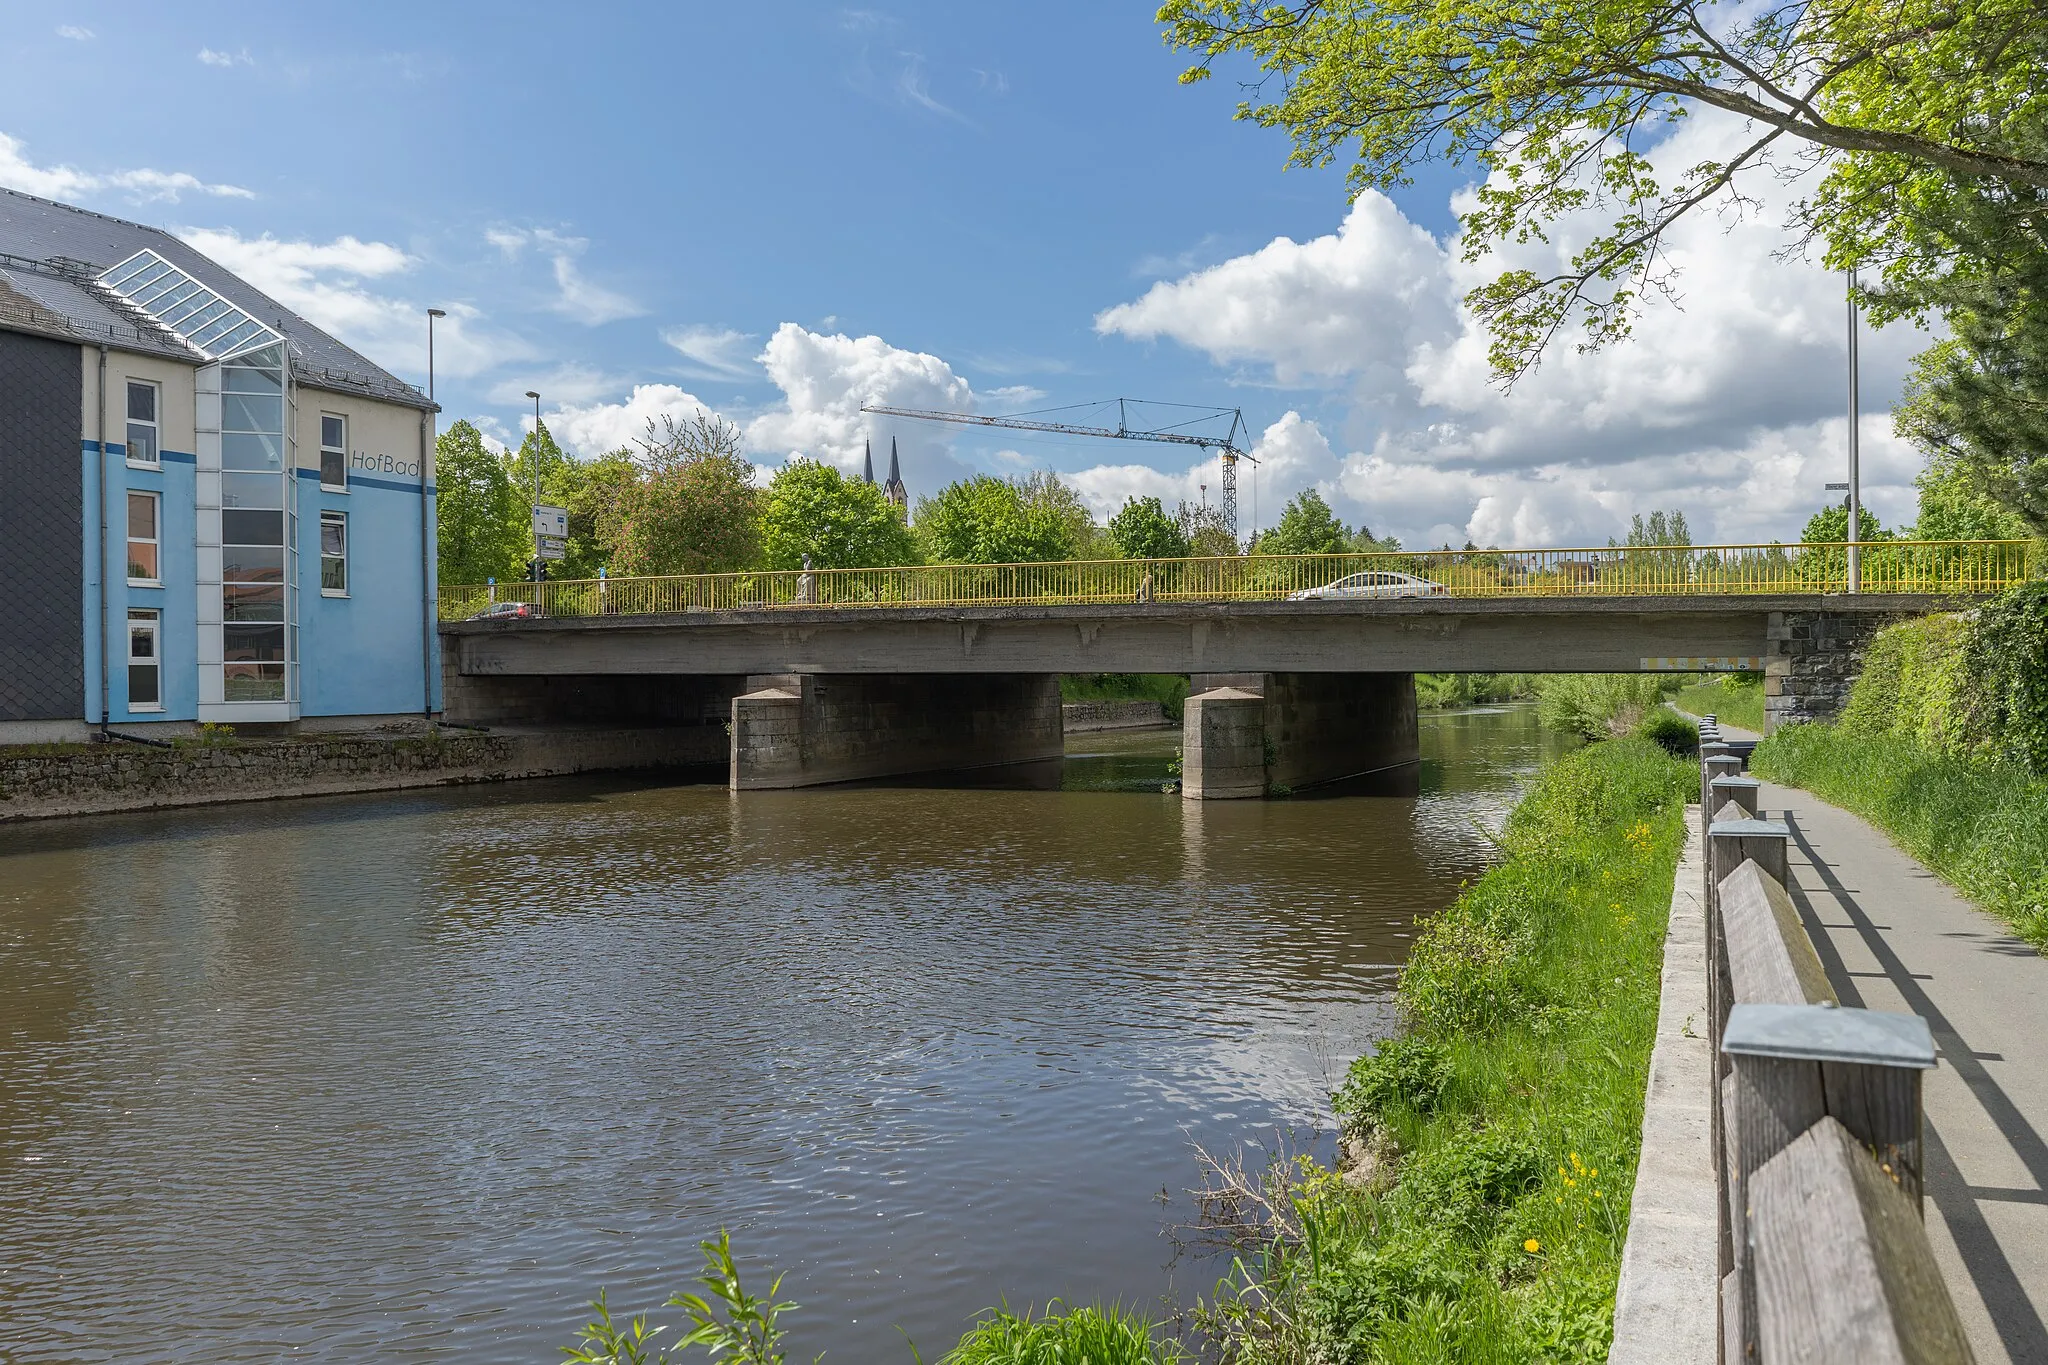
[1159,0,2048,379]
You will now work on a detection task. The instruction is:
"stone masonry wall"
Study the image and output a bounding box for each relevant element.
[1061,700,1169,732]
[1764,610,1911,732]
[0,725,725,822]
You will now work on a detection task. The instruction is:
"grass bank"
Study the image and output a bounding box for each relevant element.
[1753,726,2048,951]
[1748,583,2048,953]
[1061,673,1192,723]
[1670,676,1765,734]
[1193,737,1692,1363]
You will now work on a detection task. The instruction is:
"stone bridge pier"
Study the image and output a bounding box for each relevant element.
[729,673,1064,790]
[1181,672,1419,799]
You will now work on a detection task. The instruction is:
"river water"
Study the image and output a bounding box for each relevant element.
[0,706,1568,1363]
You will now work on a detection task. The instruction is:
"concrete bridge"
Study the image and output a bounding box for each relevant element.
[440,592,1958,796]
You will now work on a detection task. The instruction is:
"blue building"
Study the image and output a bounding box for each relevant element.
[0,188,438,741]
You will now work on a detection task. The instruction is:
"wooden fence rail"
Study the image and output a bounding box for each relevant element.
[1694,717,1972,1363]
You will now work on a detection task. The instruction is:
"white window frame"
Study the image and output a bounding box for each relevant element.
[127,609,163,712]
[320,412,348,491]
[126,490,161,586]
[125,379,161,468]
[319,510,348,597]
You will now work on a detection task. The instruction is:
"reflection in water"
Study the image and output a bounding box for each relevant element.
[0,706,1570,1363]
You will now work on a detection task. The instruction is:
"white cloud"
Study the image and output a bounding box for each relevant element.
[550,254,642,326]
[0,131,253,203]
[197,47,251,67]
[488,364,622,408]
[56,25,94,40]
[661,325,757,378]
[1096,193,1455,387]
[543,383,724,459]
[745,323,978,490]
[489,225,644,326]
[177,226,529,379]
[1090,112,1927,549]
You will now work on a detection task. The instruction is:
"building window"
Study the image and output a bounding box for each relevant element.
[126,491,160,583]
[320,511,348,595]
[126,380,159,466]
[128,609,162,711]
[321,414,347,490]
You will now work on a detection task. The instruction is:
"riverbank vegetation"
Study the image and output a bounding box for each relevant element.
[1185,736,1692,1361]
[1754,583,2048,951]
[1530,674,1680,741]
[1671,675,1765,734]
[1415,674,1537,710]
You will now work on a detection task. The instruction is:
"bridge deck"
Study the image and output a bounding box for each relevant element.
[443,593,1971,678]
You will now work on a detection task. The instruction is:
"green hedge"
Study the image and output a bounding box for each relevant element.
[1841,582,2048,773]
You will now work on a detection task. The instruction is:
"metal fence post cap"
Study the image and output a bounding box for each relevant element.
[1708,818,1788,838]
[1721,1002,1937,1068]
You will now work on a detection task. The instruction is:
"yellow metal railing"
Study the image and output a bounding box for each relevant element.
[438,540,2042,621]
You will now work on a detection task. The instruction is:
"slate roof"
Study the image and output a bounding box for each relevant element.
[0,187,434,411]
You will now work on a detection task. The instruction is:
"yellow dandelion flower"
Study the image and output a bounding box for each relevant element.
[1524,1238,1541,1254]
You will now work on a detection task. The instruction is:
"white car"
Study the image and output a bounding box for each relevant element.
[1288,571,1448,601]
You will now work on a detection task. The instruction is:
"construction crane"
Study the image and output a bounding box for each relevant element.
[861,399,1258,541]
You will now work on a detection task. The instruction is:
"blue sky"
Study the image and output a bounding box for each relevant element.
[6,2,1928,547]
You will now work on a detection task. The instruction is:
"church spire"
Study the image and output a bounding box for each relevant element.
[883,437,908,513]
[863,438,875,484]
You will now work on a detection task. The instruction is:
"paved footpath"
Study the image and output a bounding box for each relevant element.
[1754,776,2048,1364]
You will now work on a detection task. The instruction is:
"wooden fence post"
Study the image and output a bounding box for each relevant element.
[1725,1009,1941,1362]
[1710,774,1761,819]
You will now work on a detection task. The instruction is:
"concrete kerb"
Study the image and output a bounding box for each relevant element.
[1609,817,1717,1365]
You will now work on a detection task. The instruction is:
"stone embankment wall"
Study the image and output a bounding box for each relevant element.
[0,725,724,822]
[1060,700,1169,732]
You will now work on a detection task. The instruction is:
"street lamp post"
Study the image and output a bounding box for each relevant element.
[427,308,445,403]
[422,308,447,721]
[1846,269,1862,593]
[525,390,542,583]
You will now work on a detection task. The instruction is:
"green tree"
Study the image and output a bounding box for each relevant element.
[1159,0,2048,379]
[1622,510,1692,547]
[915,473,1086,563]
[761,459,918,570]
[1802,503,1892,544]
[1349,525,1401,553]
[1912,453,2033,541]
[1107,495,1191,560]
[435,420,528,584]
[549,450,640,580]
[1018,469,1108,558]
[605,413,763,576]
[1177,499,1239,558]
[1256,488,1350,556]
[1886,130,2048,536]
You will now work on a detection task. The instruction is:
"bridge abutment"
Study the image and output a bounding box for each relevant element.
[729,673,1064,790]
[1763,609,1908,733]
[1181,672,1420,799]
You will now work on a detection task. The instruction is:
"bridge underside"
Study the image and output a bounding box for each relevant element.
[441,595,1944,793]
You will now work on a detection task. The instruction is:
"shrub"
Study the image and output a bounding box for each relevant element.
[1392,1130,1544,1238]
[1333,1037,1452,1134]
[942,1301,1180,1365]
[1635,708,1698,757]
[1533,674,1674,740]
